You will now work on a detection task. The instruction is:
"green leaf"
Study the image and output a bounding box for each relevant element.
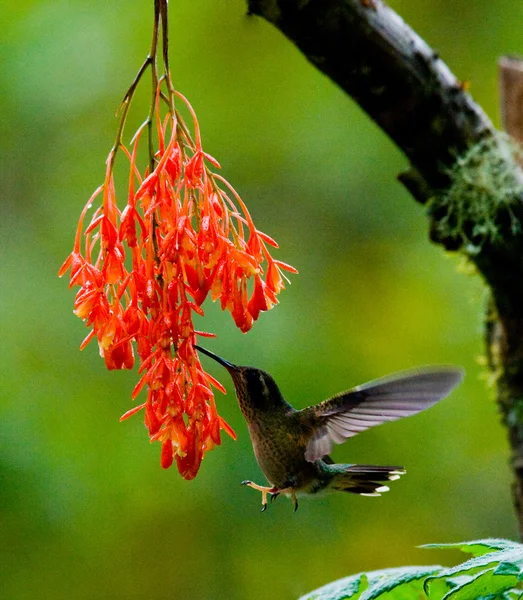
[361,565,441,600]
[495,556,523,579]
[424,539,523,598]
[299,566,441,600]
[299,539,523,600]
[299,571,367,600]
[441,568,517,599]
[421,539,517,557]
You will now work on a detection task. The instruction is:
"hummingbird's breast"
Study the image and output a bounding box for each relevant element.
[247,412,322,491]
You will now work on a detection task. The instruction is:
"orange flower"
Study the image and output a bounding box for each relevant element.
[60,86,296,479]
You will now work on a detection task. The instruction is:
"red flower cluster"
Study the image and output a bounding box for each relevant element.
[59,91,296,478]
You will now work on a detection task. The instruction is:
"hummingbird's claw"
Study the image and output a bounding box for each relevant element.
[240,480,300,512]
[240,479,279,512]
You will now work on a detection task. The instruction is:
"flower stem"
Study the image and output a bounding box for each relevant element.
[159,0,175,108]
[145,2,161,174]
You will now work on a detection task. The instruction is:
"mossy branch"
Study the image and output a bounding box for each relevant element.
[430,134,523,255]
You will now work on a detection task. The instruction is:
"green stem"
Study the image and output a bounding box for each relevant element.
[147,0,161,173]
[159,0,176,113]
[108,56,152,174]
[107,0,164,175]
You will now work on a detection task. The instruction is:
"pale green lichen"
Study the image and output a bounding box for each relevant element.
[430,132,523,255]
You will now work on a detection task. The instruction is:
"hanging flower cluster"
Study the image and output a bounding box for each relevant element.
[59,86,296,479]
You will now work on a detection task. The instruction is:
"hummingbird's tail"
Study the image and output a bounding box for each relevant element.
[330,464,406,496]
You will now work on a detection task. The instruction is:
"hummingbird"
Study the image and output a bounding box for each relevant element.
[195,345,464,512]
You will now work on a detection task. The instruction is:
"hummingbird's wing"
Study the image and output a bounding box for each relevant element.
[299,366,464,462]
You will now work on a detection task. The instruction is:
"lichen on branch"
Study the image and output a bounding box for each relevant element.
[430,133,523,255]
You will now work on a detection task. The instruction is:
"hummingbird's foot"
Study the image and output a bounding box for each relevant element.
[270,492,280,503]
[241,480,279,511]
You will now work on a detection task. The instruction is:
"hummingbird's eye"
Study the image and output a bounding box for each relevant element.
[246,370,260,384]
[246,370,268,393]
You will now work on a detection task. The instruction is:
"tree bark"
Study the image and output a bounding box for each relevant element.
[495,57,523,539]
[247,0,523,538]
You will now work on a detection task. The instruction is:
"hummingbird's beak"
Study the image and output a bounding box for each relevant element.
[194,345,238,372]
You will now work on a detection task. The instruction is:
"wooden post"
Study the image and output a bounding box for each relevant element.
[500,56,523,145]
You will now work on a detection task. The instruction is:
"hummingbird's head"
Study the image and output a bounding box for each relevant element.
[194,345,286,413]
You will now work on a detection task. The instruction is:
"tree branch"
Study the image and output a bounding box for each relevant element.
[247,0,523,537]
[248,0,493,189]
[494,56,523,539]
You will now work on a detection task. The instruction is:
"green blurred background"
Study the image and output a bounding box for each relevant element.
[1,1,520,598]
